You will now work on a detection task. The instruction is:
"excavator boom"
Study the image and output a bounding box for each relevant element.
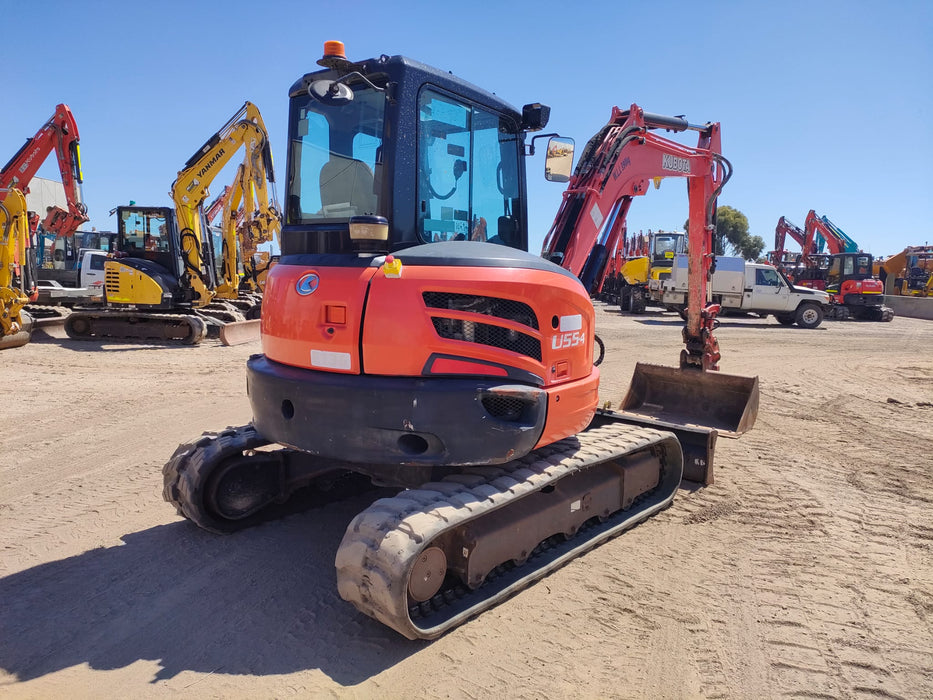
[542,104,758,432]
[0,188,36,349]
[0,104,88,237]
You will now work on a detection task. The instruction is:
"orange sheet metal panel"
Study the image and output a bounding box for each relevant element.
[362,262,594,385]
[260,262,377,373]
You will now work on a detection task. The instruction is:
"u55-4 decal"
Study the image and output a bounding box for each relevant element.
[551,330,587,350]
[551,314,586,350]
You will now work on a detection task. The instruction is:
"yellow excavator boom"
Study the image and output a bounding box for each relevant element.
[0,188,34,349]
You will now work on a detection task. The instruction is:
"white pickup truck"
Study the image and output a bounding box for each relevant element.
[36,249,107,306]
[659,255,833,328]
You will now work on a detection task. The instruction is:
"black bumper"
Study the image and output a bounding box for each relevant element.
[246,355,547,466]
[844,294,883,307]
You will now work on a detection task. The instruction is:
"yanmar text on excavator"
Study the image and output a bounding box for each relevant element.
[163,42,759,639]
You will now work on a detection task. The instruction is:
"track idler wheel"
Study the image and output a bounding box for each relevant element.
[408,546,448,603]
[205,454,285,521]
[64,313,92,339]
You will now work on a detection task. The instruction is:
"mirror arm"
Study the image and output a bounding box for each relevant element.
[332,71,385,94]
[527,132,562,156]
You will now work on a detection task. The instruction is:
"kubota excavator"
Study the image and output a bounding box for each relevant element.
[162,42,759,640]
[64,101,278,345]
[1,104,88,238]
[1,104,89,323]
[0,188,37,349]
[797,210,893,321]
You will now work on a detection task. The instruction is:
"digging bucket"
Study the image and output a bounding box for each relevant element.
[620,362,759,438]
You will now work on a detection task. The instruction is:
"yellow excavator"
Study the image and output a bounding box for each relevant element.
[64,102,278,345]
[214,144,281,306]
[0,188,36,349]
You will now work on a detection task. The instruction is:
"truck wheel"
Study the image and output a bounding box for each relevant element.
[630,287,646,314]
[619,287,631,313]
[795,303,823,329]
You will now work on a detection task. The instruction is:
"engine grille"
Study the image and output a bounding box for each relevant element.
[105,269,121,296]
[431,317,542,361]
[423,292,539,330]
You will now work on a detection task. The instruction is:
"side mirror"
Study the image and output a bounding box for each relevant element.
[544,136,575,183]
[308,79,354,106]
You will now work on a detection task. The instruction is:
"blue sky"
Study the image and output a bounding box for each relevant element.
[4,0,930,257]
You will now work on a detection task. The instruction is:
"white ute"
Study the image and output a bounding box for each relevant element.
[659,255,832,328]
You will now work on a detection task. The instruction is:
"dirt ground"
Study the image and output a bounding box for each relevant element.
[2,305,931,699]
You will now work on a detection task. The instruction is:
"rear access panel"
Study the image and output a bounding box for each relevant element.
[260,262,377,372]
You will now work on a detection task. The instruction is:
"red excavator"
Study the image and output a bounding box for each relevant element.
[163,42,759,639]
[1,104,88,238]
[796,210,892,321]
[770,215,809,274]
[1,104,89,325]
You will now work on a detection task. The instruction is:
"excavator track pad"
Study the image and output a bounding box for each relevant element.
[336,423,683,639]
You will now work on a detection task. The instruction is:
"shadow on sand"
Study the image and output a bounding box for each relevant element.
[0,489,421,686]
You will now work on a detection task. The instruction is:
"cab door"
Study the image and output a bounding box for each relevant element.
[80,251,107,290]
[745,267,793,312]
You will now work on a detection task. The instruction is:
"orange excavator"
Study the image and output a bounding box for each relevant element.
[797,211,893,321]
[1,104,88,326]
[770,215,809,274]
[1,104,88,238]
[163,42,759,639]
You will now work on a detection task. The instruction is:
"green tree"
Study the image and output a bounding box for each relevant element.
[683,205,765,260]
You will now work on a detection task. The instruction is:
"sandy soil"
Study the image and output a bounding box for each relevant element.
[1,307,931,699]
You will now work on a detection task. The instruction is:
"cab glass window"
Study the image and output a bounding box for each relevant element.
[120,210,170,254]
[287,83,385,223]
[417,89,522,248]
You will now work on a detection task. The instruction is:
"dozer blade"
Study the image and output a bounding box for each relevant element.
[0,312,34,350]
[33,315,66,329]
[0,328,32,350]
[619,362,759,438]
[219,319,261,346]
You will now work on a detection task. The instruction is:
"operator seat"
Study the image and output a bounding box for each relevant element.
[319,155,377,216]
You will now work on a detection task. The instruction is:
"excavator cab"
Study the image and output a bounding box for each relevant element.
[826,252,874,290]
[284,51,532,256]
[110,206,189,305]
